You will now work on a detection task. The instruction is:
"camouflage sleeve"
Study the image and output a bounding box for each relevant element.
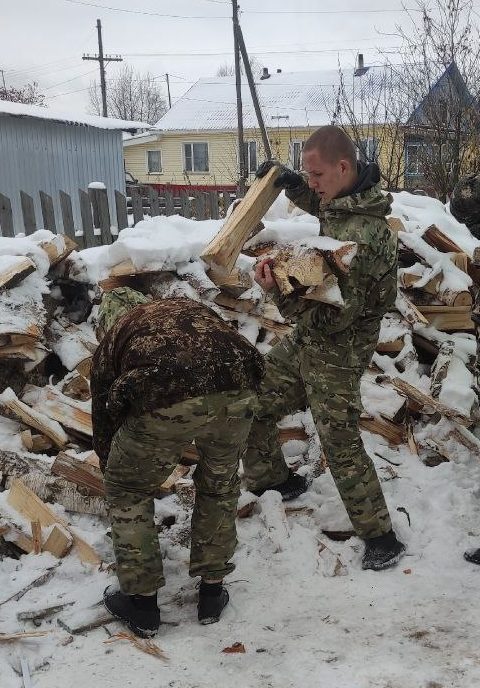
[285,176,321,218]
[90,348,115,472]
[270,289,304,320]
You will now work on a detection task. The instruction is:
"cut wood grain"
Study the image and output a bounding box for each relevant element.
[391,377,471,426]
[31,520,42,554]
[0,256,36,290]
[416,305,474,331]
[43,524,73,558]
[51,452,104,496]
[7,479,101,565]
[359,415,406,445]
[201,165,282,274]
[0,388,68,449]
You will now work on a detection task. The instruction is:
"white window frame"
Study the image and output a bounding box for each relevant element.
[183,142,209,173]
[405,143,421,175]
[290,140,303,171]
[146,149,162,174]
[242,141,258,174]
[357,137,379,163]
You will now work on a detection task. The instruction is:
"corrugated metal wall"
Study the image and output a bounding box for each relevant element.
[0,114,126,234]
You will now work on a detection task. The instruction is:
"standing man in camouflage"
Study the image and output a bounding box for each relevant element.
[243,125,405,571]
[91,287,264,638]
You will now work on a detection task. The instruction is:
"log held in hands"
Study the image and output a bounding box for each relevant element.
[200,165,282,274]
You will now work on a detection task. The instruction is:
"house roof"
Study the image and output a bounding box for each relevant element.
[154,67,391,132]
[0,99,150,132]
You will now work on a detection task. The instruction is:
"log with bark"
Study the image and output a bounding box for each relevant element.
[400,270,472,307]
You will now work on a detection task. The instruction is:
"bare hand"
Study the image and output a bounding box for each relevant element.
[254,258,277,292]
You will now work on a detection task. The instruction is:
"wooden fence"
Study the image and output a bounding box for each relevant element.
[0,187,235,248]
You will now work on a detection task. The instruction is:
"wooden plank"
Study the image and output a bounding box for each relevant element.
[89,188,112,245]
[195,191,207,220]
[43,524,73,558]
[0,389,68,448]
[130,187,144,225]
[148,187,160,217]
[222,190,232,216]
[31,520,42,554]
[359,415,406,445]
[51,452,105,497]
[0,193,15,237]
[201,165,282,273]
[59,190,76,241]
[79,189,96,248]
[115,190,128,231]
[20,191,37,235]
[180,191,191,219]
[209,191,220,220]
[39,191,56,232]
[164,190,175,216]
[7,479,101,565]
[0,256,36,290]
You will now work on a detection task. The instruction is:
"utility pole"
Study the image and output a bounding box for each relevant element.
[83,19,122,117]
[165,73,172,109]
[235,24,272,160]
[0,69,6,91]
[232,0,247,197]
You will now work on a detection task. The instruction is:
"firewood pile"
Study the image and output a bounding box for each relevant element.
[0,179,480,567]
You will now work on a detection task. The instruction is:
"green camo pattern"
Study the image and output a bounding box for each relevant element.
[97,286,151,336]
[243,180,396,539]
[104,389,255,595]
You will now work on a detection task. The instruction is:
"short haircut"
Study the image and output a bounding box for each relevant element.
[303,126,357,167]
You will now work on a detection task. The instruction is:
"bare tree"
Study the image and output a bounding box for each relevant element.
[392,0,480,199]
[0,81,45,106]
[333,66,410,190]
[216,56,264,78]
[89,65,167,124]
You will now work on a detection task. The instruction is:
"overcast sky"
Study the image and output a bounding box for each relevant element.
[0,0,453,117]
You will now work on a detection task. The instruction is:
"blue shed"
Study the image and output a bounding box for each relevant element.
[0,100,147,235]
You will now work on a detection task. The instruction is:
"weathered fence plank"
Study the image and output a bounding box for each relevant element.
[39,191,56,232]
[165,191,175,217]
[0,194,14,237]
[222,191,232,216]
[59,191,75,241]
[209,191,219,220]
[148,188,160,217]
[195,192,207,221]
[20,191,37,235]
[130,187,144,225]
[115,190,128,231]
[79,189,97,249]
[90,188,112,245]
[180,191,191,219]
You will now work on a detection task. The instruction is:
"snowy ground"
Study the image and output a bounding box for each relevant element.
[2,428,480,688]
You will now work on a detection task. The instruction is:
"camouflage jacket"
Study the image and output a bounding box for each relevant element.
[272,177,398,353]
[91,297,265,466]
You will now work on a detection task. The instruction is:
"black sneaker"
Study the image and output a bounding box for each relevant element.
[464,547,480,565]
[103,586,160,638]
[362,531,406,571]
[197,582,229,625]
[251,469,308,502]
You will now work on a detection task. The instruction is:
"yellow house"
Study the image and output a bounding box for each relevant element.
[123,67,404,193]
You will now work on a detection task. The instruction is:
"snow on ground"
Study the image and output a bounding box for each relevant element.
[2,191,480,687]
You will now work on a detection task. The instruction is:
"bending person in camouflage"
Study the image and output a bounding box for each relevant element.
[91,288,264,637]
[243,125,405,571]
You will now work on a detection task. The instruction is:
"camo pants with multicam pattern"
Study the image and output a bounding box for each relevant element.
[104,389,255,595]
[242,333,392,539]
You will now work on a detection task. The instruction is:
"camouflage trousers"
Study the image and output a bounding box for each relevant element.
[242,334,392,539]
[104,389,255,595]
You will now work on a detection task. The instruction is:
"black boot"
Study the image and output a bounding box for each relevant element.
[197,581,229,625]
[464,547,480,565]
[362,531,406,571]
[251,469,308,502]
[103,586,160,638]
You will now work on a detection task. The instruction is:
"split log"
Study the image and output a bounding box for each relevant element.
[201,165,282,274]
[376,338,405,354]
[208,267,252,297]
[43,524,73,558]
[7,479,101,565]
[272,248,328,295]
[76,357,92,379]
[43,234,77,268]
[31,521,42,554]
[302,274,344,307]
[21,430,53,453]
[400,271,472,307]
[0,256,36,290]
[22,386,92,438]
[359,415,406,445]
[0,451,106,516]
[423,224,480,285]
[395,291,429,326]
[430,340,455,400]
[387,217,406,233]
[416,305,474,331]
[214,293,256,313]
[62,374,90,402]
[159,465,191,492]
[51,452,105,497]
[390,377,471,426]
[0,388,68,449]
[258,490,291,553]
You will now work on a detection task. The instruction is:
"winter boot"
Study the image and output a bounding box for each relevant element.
[362,531,406,571]
[251,469,308,501]
[103,586,160,638]
[464,547,480,565]
[197,581,229,625]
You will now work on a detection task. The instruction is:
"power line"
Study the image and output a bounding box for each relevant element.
[44,68,99,90]
[62,0,229,18]
[123,46,400,57]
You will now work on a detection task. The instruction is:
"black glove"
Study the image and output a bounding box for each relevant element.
[255,160,304,190]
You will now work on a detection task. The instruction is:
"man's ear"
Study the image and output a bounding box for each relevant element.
[338,159,350,176]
